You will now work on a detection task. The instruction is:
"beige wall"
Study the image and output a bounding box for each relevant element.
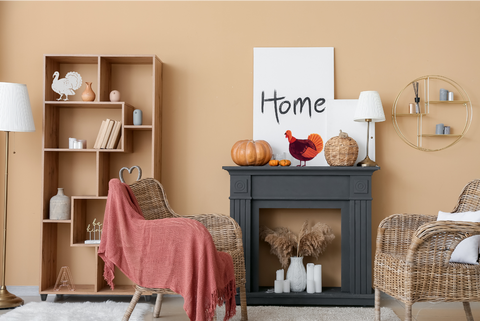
[1,1,479,288]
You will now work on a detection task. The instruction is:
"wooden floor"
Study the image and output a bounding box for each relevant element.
[0,293,479,320]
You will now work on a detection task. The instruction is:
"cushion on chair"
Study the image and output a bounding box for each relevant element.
[437,211,480,264]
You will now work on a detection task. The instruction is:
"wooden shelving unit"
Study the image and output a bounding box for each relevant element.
[40,54,162,299]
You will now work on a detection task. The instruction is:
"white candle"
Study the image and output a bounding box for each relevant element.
[274,280,283,293]
[314,264,322,293]
[307,279,315,293]
[307,263,314,280]
[276,269,284,281]
[69,138,76,149]
[283,280,290,293]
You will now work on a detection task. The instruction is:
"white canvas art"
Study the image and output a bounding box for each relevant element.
[253,47,375,166]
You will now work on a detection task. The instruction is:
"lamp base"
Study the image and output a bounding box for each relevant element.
[0,287,23,309]
[356,155,378,167]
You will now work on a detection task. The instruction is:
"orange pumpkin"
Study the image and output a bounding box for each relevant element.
[231,140,273,166]
[269,159,280,166]
[279,159,291,166]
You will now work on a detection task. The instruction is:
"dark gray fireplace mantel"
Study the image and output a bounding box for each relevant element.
[223,166,379,306]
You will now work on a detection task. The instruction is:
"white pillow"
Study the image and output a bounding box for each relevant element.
[437,211,480,265]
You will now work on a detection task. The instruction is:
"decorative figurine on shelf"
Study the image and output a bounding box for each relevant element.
[81,82,96,101]
[85,218,102,244]
[53,266,75,292]
[413,81,420,113]
[133,109,142,125]
[119,165,142,183]
[110,90,120,102]
[51,71,82,101]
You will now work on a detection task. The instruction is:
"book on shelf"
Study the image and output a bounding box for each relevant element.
[93,120,107,149]
[106,121,122,149]
[100,119,115,149]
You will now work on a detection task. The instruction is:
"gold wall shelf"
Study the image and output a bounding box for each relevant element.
[392,75,472,152]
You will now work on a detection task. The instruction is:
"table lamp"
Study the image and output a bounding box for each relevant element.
[0,82,35,308]
[353,91,385,167]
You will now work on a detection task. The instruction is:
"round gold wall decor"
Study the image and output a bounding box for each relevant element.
[392,75,472,152]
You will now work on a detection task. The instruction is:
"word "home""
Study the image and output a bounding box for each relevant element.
[261,90,326,124]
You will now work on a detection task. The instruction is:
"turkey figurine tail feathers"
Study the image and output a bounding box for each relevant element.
[65,72,83,90]
[308,134,323,155]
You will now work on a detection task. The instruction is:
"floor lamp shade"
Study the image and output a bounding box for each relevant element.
[0,82,35,309]
[0,82,35,132]
[353,91,385,167]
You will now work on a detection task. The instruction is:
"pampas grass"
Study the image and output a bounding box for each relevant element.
[260,220,335,269]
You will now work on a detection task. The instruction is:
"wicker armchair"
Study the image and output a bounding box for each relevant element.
[122,178,248,321]
[374,179,480,321]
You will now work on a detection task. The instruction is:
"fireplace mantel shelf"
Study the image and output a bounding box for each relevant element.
[223,165,379,306]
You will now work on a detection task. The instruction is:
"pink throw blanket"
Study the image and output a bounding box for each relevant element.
[98,179,236,321]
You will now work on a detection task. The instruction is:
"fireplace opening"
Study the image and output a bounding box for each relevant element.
[258,208,342,288]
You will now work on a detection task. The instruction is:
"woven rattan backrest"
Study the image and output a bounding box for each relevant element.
[129,178,175,220]
[452,179,480,213]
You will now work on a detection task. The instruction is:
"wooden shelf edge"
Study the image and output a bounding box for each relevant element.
[71,196,108,200]
[43,148,125,152]
[124,125,153,130]
[43,219,71,223]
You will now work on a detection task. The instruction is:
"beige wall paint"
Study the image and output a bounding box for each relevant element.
[0,1,479,288]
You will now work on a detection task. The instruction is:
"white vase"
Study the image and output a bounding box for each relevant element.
[49,188,71,220]
[286,256,307,292]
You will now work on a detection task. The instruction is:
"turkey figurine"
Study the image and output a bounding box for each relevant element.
[285,130,324,167]
[52,71,83,101]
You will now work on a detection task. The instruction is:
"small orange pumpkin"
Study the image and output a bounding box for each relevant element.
[269,159,279,166]
[231,140,273,166]
[279,159,291,166]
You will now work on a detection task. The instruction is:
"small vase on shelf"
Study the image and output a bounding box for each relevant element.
[49,188,71,220]
[82,82,96,101]
[286,256,307,292]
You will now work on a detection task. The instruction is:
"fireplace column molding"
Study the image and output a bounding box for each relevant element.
[223,166,379,306]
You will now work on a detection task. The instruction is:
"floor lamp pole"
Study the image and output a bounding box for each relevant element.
[0,131,24,308]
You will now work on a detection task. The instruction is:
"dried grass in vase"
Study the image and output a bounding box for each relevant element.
[260,220,335,269]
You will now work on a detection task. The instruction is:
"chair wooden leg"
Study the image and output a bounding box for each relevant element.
[240,284,248,321]
[123,288,143,321]
[153,293,164,318]
[463,302,474,321]
[405,303,412,321]
[375,288,381,321]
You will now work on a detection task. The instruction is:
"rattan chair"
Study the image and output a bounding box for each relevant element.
[121,178,248,321]
[374,179,480,321]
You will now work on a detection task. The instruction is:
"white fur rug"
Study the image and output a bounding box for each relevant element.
[0,301,150,321]
[0,300,401,321]
[216,305,401,321]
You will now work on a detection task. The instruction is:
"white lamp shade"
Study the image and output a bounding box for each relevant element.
[0,82,35,132]
[354,91,385,123]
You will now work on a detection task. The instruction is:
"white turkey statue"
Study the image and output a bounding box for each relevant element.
[51,71,82,101]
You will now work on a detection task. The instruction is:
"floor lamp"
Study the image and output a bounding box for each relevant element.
[353,91,385,167]
[0,82,35,308]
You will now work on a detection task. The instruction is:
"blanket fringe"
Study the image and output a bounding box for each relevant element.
[103,261,115,290]
[205,279,237,321]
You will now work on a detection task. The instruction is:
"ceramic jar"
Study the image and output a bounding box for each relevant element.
[109,90,120,102]
[49,188,71,220]
[286,256,307,292]
[82,82,96,101]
